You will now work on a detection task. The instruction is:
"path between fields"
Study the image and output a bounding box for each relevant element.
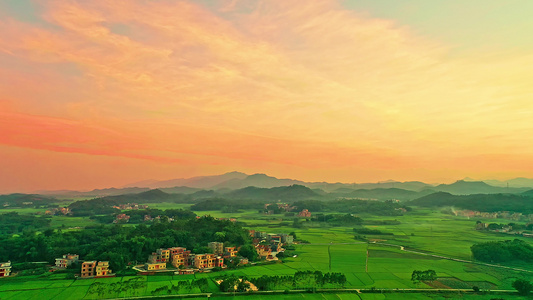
[302,241,533,273]
[374,242,533,274]
[103,288,519,300]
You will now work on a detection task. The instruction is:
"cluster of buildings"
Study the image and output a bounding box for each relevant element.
[44,207,71,216]
[114,213,131,223]
[298,209,312,218]
[52,253,113,278]
[475,222,533,237]
[249,230,294,261]
[55,254,79,269]
[81,261,113,278]
[112,203,148,210]
[143,215,178,222]
[456,210,527,221]
[138,243,241,275]
[0,261,11,277]
[264,203,295,213]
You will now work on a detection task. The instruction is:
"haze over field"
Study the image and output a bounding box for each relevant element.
[1,0,533,192]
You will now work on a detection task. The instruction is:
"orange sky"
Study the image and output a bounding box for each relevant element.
[1,0,533,192]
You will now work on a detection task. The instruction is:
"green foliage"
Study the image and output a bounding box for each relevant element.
[512,279,533,295]
[89,208,197,224]
[411,270,437,283]
[471,239,533,263]
[312,214,363,226]
[190,198,264,211]
[0,194,55,209]
[294,199,404,216]
[0,216,252,271]
[226,185,320,201]
[238,244,258,261]
[353,227,393,235]
[88,277,146,297]
[0,212,51,235]
[240,271,346,291]
[68,189,191,216]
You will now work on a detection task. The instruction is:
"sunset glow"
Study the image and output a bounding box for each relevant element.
[1,0,533,192]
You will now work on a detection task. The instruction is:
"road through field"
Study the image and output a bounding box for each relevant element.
[374,241,533,274]
[302,241,533,273]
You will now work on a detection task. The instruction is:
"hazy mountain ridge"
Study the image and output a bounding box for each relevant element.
[18,172,533,198]
[223,184,321,201]
[123,171,248,189]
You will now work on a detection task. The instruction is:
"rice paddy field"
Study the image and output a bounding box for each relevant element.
[1,206,532,299]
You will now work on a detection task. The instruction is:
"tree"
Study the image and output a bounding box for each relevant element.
[411,270,437,283]
[239,244,258,261]
[513,279,533,296]
[236,279,250,292]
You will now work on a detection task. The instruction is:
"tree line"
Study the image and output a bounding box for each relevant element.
[471,239,533,263]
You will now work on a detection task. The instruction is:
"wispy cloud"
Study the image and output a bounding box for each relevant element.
[1,0,532,190]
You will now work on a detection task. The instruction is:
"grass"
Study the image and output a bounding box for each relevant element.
[2,208,532,299]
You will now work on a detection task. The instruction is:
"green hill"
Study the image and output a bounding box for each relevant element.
[332,188,431,201]
[224,184,321,201]
[0,193,55,208]
[410,192,533,213]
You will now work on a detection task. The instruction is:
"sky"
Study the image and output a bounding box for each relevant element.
[1,0,533,192]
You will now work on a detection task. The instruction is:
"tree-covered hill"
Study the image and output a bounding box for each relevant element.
[224,184,322,201]
[410,192,533,213]
[330,187,431,201]
[0,193,56,208]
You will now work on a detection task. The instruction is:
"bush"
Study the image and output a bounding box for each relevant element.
[513,279,533,295]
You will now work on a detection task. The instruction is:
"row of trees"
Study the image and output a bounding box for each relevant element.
[246,271,346,291]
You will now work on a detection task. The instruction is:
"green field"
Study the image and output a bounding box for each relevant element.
[1,206,532,299]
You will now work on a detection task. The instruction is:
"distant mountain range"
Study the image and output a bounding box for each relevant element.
[124,171,249,189]
[20,172,533,199]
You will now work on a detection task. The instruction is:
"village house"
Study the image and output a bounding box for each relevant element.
[55,254,79,269]
[112,203,149,210]
[255,244,272,259]
[280,233,294,245]
[147,248,171,264]
[208,242,224,255]
[96,261,111,277]
[113,213,130,223]
[145,262,167,271]
[169,247,191,268]
[81,261,113,278]
[298,209,312,218]
[45,207,71,216]
[81,261,96,278]
[267,234,282,243]
[224,246,238,258]
[0,261,12,277]
[193,254,224,269]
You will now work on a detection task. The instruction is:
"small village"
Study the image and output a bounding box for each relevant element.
[0,230,294,279]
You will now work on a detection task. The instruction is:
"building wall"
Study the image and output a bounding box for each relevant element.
[95,261,111,277]
[0,262,11,277]
[208,242,224,254]
[81,261,97,278]
[145,263,166,271]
